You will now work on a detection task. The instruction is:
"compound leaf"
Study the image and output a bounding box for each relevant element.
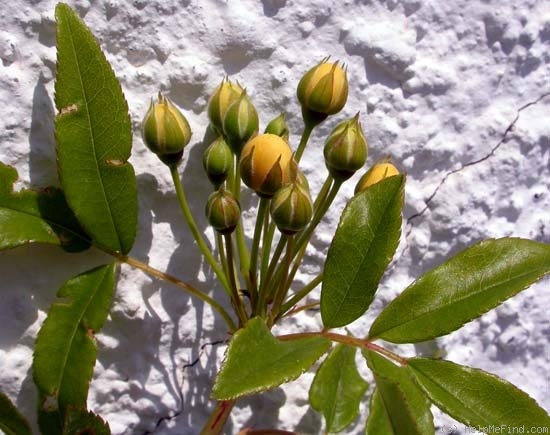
[33,263,116,432]
[408,358,550,430]
[0,163,89,252]
[369,238,550,343]
[0,391,31,435]
[55,3,137,254]
[365,350,434,435]
[321,175,404,328]
[64,407,111,435]
[212,317,330,400]
[309,344,368,433]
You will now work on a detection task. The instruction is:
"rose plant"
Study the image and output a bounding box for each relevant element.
[1,4,549,435]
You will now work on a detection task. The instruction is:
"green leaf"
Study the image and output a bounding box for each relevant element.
[365,389,395,435]
[33,263,116,432]
[0,162,90,252]
[364,350,434,435]
[321,175,404,328]
[212,317,330,400]
[55,3,137,255]
[408,358,550,431]
[0,391,31,435]
[369,238,550,343]
[309,344,368,433]
[64,407,111,435]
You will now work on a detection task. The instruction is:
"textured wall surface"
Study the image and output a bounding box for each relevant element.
[0,0,549,433]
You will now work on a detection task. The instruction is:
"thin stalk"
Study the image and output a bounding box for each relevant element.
[200,400,237,435]
[277,331,408,366]
[257,234,288,316]
[260,211,274,285]
[269,236,295,322]
[117,254,236,331]
[249,197,269,302]
[169,165,231,293]
[294,122,315,163]
[216,233,230,297]
[232,159,251,280]
[280,272,323,315]
[224,233,248,325]
[282,301,320,318]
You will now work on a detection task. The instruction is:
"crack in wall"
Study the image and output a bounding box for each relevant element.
[141,339,228,435]
[402,91,550,250]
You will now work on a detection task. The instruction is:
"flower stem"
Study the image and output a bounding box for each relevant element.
[280,272,323,315]
[249,197,269,306]
[224,233,248,326]
[169,165,231,294]
[294,122,315,163]
[114,253,236,331]
[269,236,295,323]
[257,234,288,316]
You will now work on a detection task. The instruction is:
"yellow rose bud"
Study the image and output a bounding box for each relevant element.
[270,181,313,235]
[355,162,400,194]
[297,58,348,122]
[207,78,243,136]
[222,90,259,154]
[239,134,293,197]
[205,188,241,234]
[141,93,192,166]
[323,113,368,181]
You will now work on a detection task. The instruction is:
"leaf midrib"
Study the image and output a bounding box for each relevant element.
[65,15,121,252]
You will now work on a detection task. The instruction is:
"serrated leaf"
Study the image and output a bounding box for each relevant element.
[0,163,90,252]
[55,3,137,255]
[364,350,434,435]
[369,238,550,343]
[365,389,397,435]
[212,317,330,400]
[33,263,116,432]
[64,407,111,435]
[0,391,31,435]
[309,344,368,433]
[408,358,550,431]
[321,175,404,328]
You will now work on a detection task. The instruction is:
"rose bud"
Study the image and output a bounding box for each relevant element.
[270,181,313,235]
[355,161,400,194]
[203,137,233,188]
[205,188,241,234]
[222,90,259,155]
[264,112,289,141]
[207,77,243,136]
[324,113,368,181]
[239,134,293,197]
[297,58,348,123]
[141,93,191,166]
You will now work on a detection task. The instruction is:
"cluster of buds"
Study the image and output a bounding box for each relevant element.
[141,57,400,242]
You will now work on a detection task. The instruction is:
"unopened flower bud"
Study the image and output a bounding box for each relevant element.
[264,112,289,141]
[355,162,400,193]
[239,134,293,197]
[297,58,348,123]
[205,189,241,234]
[203,137,233,188]
[324,113,368,180]
[223,90,259,154]
[142,93,191,166]
[270,182,313,235]
[208,78,243,135]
